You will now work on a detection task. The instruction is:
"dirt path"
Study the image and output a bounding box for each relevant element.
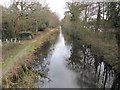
[2,29,58,78]
[2,45,31,76]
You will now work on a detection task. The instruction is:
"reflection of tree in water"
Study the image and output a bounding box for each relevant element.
[32,41,53,87]
[66,41,115,89]
[111,72,120,90]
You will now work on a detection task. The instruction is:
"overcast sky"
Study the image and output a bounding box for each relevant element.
[46,0,67,19]
[0,0,68,19]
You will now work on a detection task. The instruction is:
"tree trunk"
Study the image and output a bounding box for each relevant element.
[36,20,38,32]
[95,2,101,31]
[84,6,87,22]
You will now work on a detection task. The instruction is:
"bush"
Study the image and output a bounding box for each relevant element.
[18,31,34,40]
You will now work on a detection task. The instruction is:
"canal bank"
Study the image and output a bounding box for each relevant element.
[11,28,116,88]
[34,29,116,88]
[61,27,118,88]
[62,27,118,73]
[2,29,59,88]
[78,30,118,73]
[2,28,118,89]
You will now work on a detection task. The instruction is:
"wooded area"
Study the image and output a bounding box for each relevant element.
[1,1,59,41]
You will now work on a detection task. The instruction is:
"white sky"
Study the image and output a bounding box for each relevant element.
[46,0,67,19]
[0,0,68,19]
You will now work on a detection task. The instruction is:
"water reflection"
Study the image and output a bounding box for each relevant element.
[32,41,52,86]
[67,43,115,88]
[34,30,80,88]
[33,29,116,89]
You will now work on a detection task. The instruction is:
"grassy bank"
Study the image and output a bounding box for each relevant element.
[79,29,118,70]
[2,29,58,68]
[2,29,59,88]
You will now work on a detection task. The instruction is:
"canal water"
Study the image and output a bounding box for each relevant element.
[33,28,115,88]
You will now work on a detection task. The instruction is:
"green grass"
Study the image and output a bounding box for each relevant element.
[2,44,26,68]
[2,38,37,69]
[2,43,36,69]
[1,29,58,73]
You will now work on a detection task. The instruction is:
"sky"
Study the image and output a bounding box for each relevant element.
[0,0,68,19]
[45,0,67,19]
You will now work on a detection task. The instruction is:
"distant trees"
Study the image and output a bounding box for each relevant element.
[62,1,120,39]
[67,2,81,40]
[2,1,60,41]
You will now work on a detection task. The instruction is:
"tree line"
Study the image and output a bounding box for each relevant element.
[62,1,120,32]
[61,1,120,89]
[62,1,120,62]
[1,1,60,41]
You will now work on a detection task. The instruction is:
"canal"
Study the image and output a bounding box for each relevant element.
[33,27,115,88]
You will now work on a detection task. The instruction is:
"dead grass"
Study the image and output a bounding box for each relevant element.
[2,29,58,68]
[1,28,59,88]
[79,29,118,70]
